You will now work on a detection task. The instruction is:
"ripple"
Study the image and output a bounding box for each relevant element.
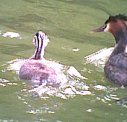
[0,119,18,122]
[0,78,17,87]
[115,96,127,108]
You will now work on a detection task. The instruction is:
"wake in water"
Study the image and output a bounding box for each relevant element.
[84,47,114,67]
[7,59,91,99]
[7,47,114,99]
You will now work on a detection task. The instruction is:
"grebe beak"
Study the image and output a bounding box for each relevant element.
[92,25,106,32]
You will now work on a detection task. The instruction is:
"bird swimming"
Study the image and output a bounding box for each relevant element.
[19,31,58,86]
[93,14,127,86]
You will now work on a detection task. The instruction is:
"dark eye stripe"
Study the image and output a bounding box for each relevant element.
[35,32,39,37]
[34,32,44,59]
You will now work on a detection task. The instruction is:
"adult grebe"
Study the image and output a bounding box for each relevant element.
[93,14,127,86]
[19,31,58,86]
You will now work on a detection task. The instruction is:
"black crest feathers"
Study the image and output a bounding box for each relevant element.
[105,14,127,24]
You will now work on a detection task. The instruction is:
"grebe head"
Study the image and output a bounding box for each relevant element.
[32,31,49,60]
[92,14,127,33]
[33,31,49,48]
[92,14,127,43]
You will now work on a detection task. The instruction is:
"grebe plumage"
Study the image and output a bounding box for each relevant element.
[19,31,57,86]
[93,14,127,86]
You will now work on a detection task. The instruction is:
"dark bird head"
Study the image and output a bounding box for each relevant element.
[92,14,127,33]
[92,14,127,43]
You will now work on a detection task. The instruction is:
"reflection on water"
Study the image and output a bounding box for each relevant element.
[116,97,127,108]
[1,56,126,121]
[6,58,123,119]
[17,88,64,115]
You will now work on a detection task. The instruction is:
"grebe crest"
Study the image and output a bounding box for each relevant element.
[93,14,127,86]
[19,31,59,86]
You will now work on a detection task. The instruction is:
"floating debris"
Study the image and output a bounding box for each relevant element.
[72,48,80,52]
[94,85,107,91]
[62,47,80,52]
[2,32,22,39]
[86,109,93,112]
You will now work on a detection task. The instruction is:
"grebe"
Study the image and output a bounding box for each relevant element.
[19,31,58,86]
[93,14,127,86]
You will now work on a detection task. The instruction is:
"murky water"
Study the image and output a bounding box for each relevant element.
[1,0,127,122]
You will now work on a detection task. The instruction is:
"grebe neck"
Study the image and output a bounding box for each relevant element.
[109,27,127,58]
[30,31,49,60]
[113,28,127,43]
[32,33,44,60]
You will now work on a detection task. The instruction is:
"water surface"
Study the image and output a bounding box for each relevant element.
[1,0,127,122]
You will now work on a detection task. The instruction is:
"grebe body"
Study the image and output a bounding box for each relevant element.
[104,53,127,85]
[19,31,58,86]
[93,14,127,86]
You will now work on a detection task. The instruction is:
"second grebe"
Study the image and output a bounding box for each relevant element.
[93,14,127,86]
[19,31,58,86]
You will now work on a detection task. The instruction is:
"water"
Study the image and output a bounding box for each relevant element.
[1,0,127,121]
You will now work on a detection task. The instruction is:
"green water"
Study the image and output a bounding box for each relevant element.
[1,0,127,121]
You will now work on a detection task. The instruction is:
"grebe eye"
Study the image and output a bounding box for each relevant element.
[35,32,39,37]
[103,24,107,29]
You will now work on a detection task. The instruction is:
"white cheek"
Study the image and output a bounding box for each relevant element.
[43,38,49,48]
[33,37,37,46]
[125,45,127,53]
[104,24,110,32]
